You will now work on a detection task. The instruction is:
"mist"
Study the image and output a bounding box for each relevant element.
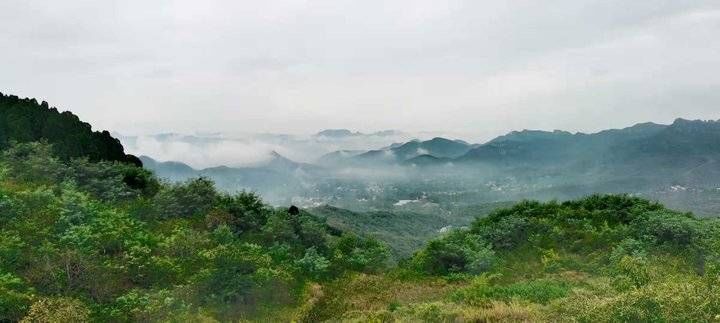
[119,130,428,168]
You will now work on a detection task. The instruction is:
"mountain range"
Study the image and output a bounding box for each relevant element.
[315,129,404,138]
[141,118,720,215]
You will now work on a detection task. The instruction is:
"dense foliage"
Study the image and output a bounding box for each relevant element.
[1,96,719,321]
[0,93,140,166]
[303,195,720,322]
[307,205,508,260]
[0,143,388,321]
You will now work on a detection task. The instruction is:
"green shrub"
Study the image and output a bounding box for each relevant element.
[452,275,569,306]
[0,271,35,321]
[541,248,562,272]
[636,211,709,251]
[410,230,496,275]
[295,247,331,279]
[613,255,651,289]
[553,274,720,322]
[473,214,533,250]
[609,238,647,264]
[331,234,390,273]
[153,177,218,218]
[104,289,187,322]
[20,297,90,323]
[0,231,25,271]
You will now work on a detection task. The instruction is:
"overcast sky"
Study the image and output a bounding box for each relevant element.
[2,0,719,141]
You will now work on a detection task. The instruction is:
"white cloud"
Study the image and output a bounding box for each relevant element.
[120,131,418,168]
[1,1,719,141]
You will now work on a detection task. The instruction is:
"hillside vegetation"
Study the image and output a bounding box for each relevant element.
[1,94,719,322]
[308,202,512,259]
[144,118,720,216]
[300,195,720,322]
[0,93,140,166]
[0,142,388,322]
[3,143,718,321]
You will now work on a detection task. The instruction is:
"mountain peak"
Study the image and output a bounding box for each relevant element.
[671,118,720,126]
[316,129,359,138]
[269,150,284,158]
[428,137,452,143]
[261,150,305,171]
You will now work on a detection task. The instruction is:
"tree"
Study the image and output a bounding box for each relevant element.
[295,247,330,279]
[153,177,218,218]
[0,271,35,321]
[331,234,389,273]
[0,93,140,166]
[214,192,270,234]
[411,230,495,275]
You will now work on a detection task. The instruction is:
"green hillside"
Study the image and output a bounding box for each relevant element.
[0,95,389,321]
[0,93,140,166]
[0,142,388,322]
[300,195,720,322]
[308,203,511,259]
[2,143,720,322]
[1,93,719,321]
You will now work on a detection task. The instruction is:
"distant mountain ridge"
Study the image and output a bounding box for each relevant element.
[145,118,720,171]
[317,120,714,167]
[321,137,473,165]
[142,118,720,214]
[315,128,403,138]
[140,151,320,202]
[459,118,720,166]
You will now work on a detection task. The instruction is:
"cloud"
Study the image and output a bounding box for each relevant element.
[1,1,719,141]
[125,135,280,168]
[119,131,418,168]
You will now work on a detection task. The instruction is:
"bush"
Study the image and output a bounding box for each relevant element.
[410,230,496,275]
[473,215,533,250]
[452,275,569,306]
[562,194,663,225]
[0,231,25,271]
[1,142,155,202]
[552,274,720,322]
[609,238,647,264]
[215,192,269,234]
[1,142,65,185]
[195,242,290,305]
[295,247,331,279]
[613,255,651,289]
[20,297,90,323]
[0,272,35,321]
[331,234,389,273]
[104,289,187,322]
[153,177,218,218]
[636,211,708,249]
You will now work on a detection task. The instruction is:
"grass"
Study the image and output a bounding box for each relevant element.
[290,252,720,322]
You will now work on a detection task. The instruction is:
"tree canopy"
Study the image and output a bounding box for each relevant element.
[0,142,389,321]
[0,93,140,166]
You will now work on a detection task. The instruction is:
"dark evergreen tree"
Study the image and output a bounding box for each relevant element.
[0,92,141,166]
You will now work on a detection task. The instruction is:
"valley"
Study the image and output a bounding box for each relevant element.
[4,1,720,320]
[140,119,720,219]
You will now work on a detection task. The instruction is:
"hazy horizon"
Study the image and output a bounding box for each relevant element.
[2,2,720,321]
[119,116,712,169]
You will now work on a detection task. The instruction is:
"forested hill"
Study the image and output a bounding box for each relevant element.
[0,93,141,166]
[0,140,394,321]
[0,92,718,321]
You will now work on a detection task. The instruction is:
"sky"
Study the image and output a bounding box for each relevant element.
[2,0,720,142]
